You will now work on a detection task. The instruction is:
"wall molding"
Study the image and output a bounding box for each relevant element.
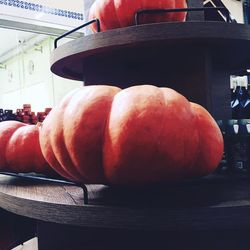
[0,0,84,20]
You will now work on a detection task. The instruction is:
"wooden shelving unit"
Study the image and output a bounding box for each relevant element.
[51,21,250,120]
[1,1,250,249]
[1,174,250,249]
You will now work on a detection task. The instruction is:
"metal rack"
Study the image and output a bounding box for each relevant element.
[0,171,89,204]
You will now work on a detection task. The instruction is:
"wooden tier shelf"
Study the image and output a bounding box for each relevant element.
[1,173,250,230]
[3,173,250,249]
[51,21,250,120]
[51,22,250,81]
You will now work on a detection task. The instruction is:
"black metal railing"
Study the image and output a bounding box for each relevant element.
[54,6,232,49]
[0,172,89,204]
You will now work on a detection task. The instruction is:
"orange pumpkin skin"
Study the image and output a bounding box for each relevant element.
[0,121,51,174]
[0,121,24,170]
[39,86,121,184]
[103,85,223,186]
[188,103,224,178]
[89,0,187,32]
[40,85,223,186]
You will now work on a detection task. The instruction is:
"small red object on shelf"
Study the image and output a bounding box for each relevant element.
[15,104,52,124]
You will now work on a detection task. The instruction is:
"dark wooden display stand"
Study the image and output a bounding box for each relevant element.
[2,174,250,249]
[1,1,250,249]
[51,21,250,120]
[0,175,250,250]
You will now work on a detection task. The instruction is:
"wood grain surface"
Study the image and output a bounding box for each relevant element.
[2,174,250,231]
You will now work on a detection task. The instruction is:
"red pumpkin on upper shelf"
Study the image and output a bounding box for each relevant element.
[89,0,187,32]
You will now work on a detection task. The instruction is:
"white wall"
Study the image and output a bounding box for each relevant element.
[221,0,244,23]
[0,36,82,112]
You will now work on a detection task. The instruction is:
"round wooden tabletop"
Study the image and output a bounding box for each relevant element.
[1,173,250,231]
[51,21,250,83]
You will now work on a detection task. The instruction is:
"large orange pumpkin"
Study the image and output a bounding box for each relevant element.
[89,0,187,32]
[0,121,51,174]
[39,85,223,186]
